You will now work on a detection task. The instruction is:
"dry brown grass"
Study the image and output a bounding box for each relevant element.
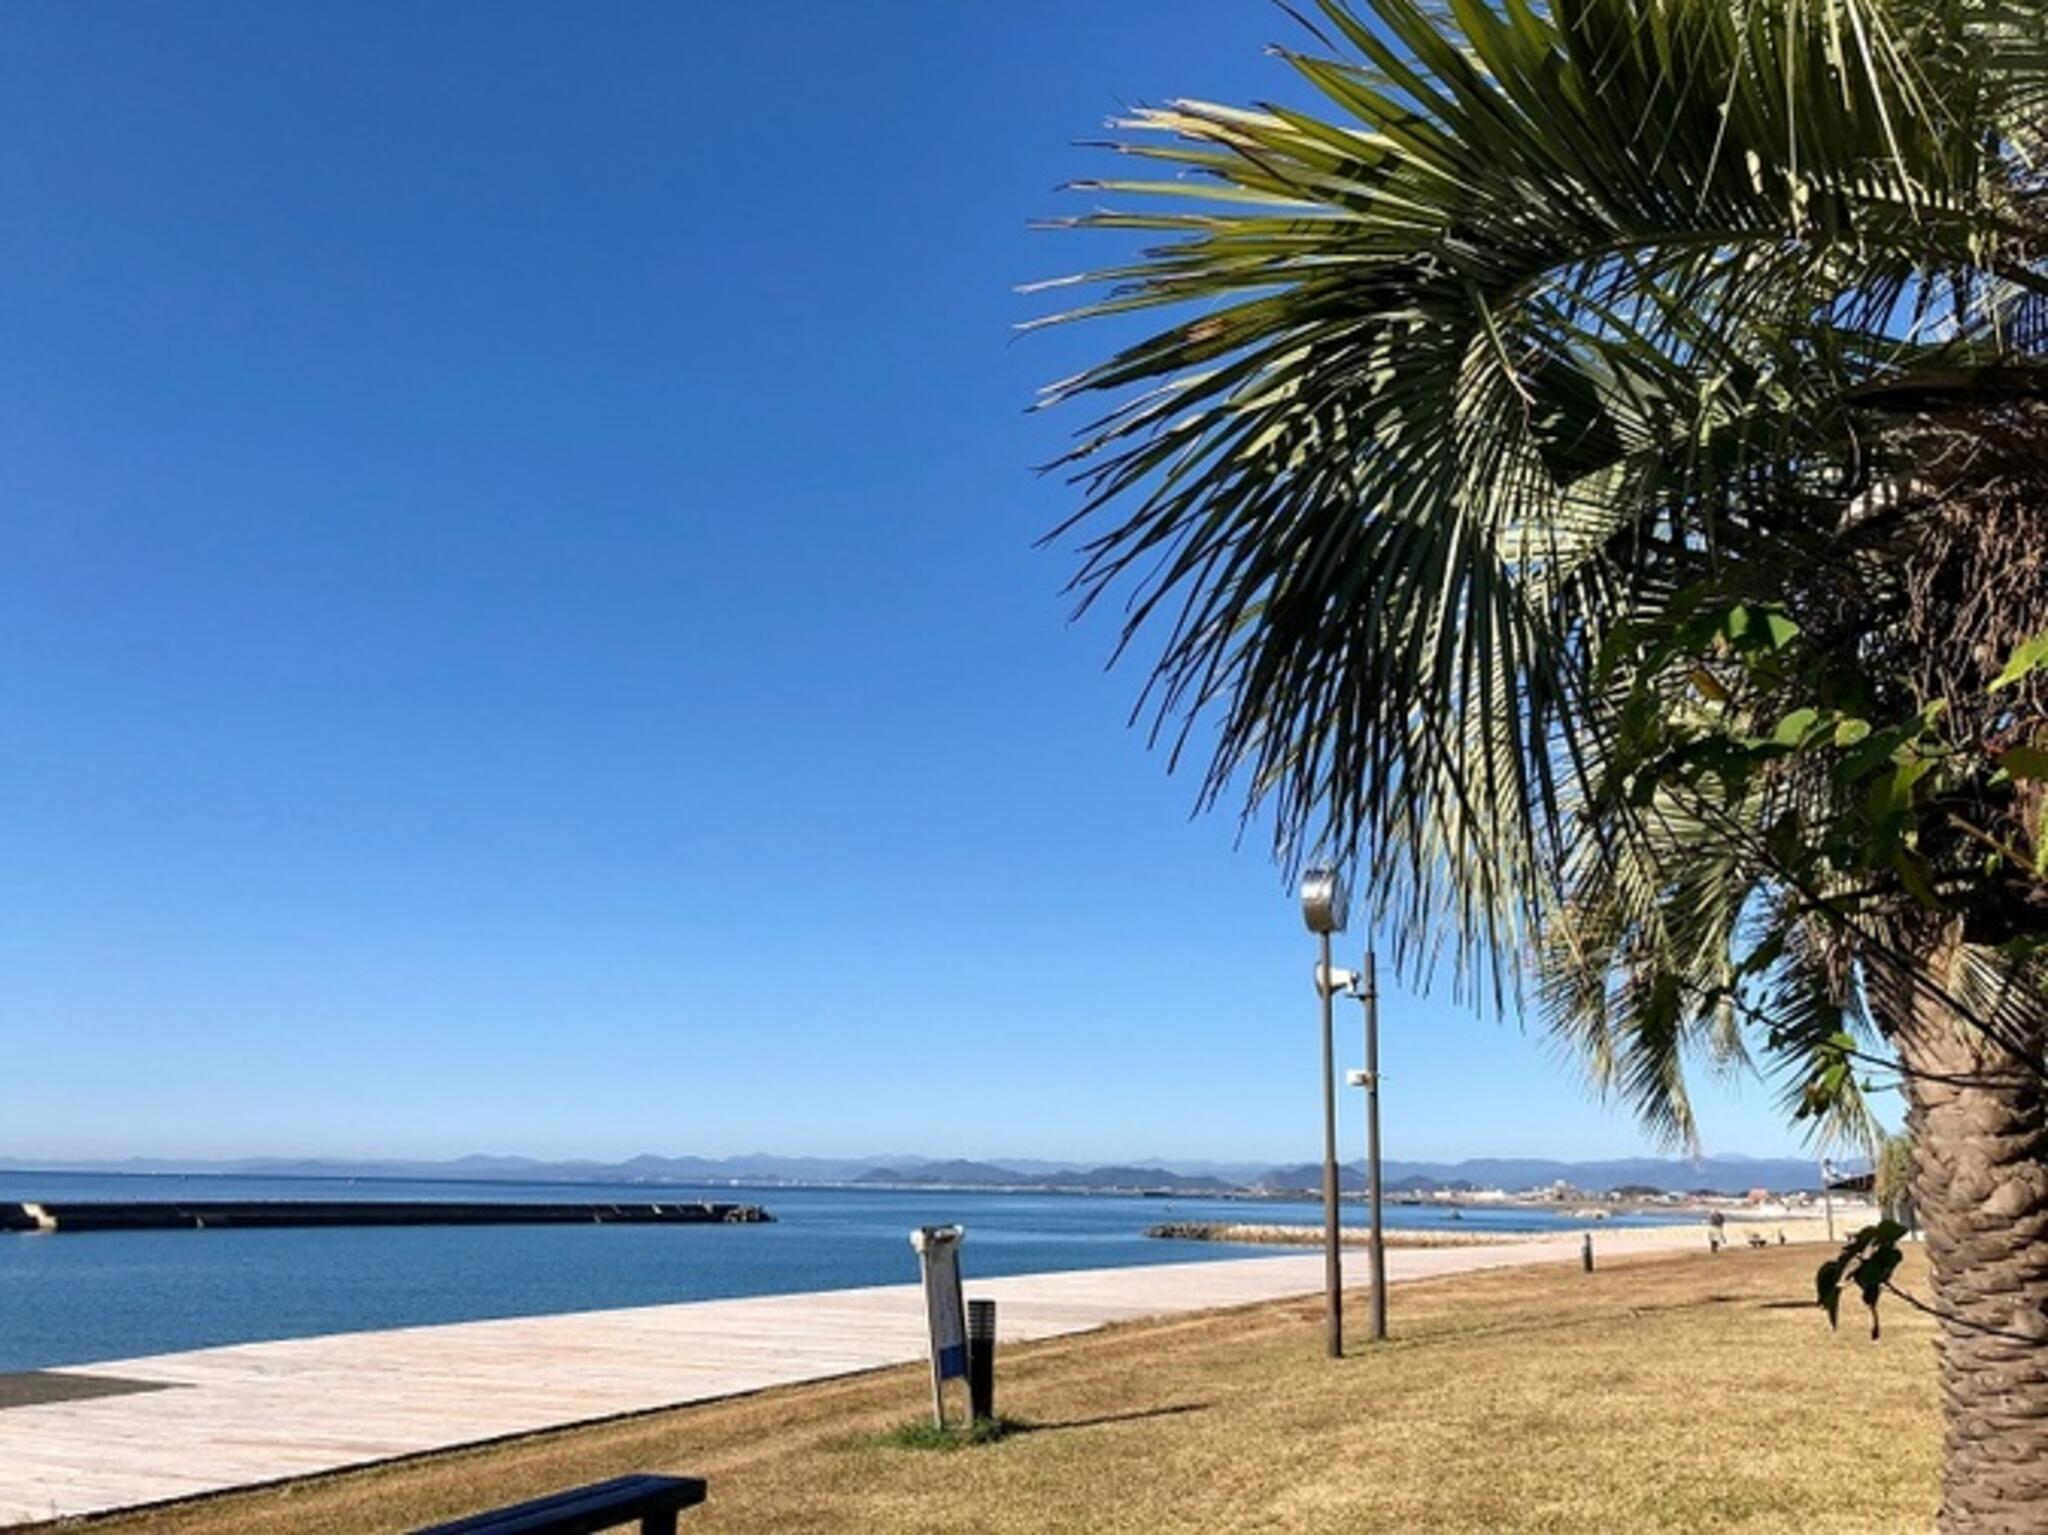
[77,1246,1938,1534]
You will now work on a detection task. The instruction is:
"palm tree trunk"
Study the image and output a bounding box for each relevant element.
[1891,936,2048,1533]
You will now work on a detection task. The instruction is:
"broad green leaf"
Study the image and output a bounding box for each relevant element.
[1990,630,2048,693]
[1997,744,2048,781]
[1773,707,1822,746]
[1894,850,1941,910]
[1760,610,1801,651]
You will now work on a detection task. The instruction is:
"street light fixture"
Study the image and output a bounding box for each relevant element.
[1300,867,1348,937]
[1300,864,1348,1360]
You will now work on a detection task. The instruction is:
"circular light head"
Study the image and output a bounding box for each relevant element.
[1299,865,1349,935]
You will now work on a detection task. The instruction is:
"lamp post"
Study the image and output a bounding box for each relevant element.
[1300,865,1349,1360]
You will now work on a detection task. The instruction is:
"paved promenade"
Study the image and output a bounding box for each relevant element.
[0,1225,1711,1526]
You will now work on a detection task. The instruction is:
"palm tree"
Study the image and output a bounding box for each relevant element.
[1036,2,2048,1527]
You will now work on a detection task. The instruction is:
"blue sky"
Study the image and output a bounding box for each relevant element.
[0,2,1829,1166]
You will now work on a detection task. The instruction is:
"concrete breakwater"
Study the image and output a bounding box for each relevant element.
[2,1199,774,1232]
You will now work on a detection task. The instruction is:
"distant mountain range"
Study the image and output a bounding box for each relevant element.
[853,1161,1240,1194]
[0,1150,1842,1195]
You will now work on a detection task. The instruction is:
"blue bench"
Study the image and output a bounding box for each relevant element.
[411,1473,706,1534]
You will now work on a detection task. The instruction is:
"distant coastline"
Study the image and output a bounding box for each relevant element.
[0,1149,1858,1200]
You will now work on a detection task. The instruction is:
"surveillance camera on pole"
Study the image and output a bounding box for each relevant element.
[1300,864,1348,1360]
[1350,950,1388,1341]
[1323,932,1390,1341]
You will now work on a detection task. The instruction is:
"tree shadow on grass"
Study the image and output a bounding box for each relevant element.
[1007,1402,1210,1434]
[864,1403,1209,1453]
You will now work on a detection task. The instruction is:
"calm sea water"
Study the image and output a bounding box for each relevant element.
[0,1171,1682,1371]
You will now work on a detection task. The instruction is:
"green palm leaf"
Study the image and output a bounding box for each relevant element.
[1039,0,2046,1007]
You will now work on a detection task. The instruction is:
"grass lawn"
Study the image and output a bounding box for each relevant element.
[84,1246,1938,1534]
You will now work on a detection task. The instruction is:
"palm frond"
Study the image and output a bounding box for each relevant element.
[1038,0,2041,1002]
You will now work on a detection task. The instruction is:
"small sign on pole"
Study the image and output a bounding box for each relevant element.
[910,1224,967,1427]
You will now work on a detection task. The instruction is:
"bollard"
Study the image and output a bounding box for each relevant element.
[1581,1232,1594,1273]
[967,1300,997,1423]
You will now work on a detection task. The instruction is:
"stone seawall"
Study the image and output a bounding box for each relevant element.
[0,1199,773,1231]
